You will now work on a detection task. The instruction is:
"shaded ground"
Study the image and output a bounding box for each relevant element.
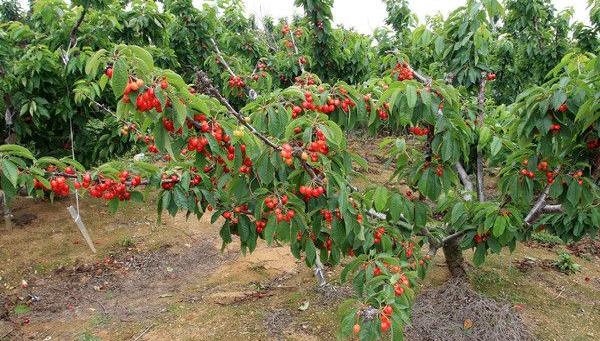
[1,135,599,340]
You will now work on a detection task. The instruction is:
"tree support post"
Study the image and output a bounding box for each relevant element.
[0,191,12,230]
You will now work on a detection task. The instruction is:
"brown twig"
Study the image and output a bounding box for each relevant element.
[131,323,154,341]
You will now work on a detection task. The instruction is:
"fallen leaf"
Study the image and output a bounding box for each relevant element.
[463,319,473,330]
[298,301,310,311]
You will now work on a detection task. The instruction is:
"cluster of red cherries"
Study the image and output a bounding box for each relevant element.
[49,176,70,196]
[221,204,250,225]
[393,62,415,81]
[228,75,245,88]
[280,144,295,166]
[408,126,430,136]
[298,185,325,200]
[306,129,329,161]
[294,75,316,86]
[373,227,386,244]
[320,208,341,223]
[473,232,490,244]
[264,195,295,223]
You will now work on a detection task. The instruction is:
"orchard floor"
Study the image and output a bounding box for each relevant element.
[1,196,599,341]
[1,135,599,341]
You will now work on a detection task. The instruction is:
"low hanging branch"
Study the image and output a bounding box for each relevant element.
[410,66,563,228]
[194,70,323,186]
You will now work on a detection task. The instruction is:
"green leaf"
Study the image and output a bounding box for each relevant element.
[490,136,502,157]
[0,145,34,159]
[451,202,465,225]
[566,181,582,206]
[305,240,317,266]
[85,49,107,76]
[127,45,154,70]
[373,186,389,211]
[434,36,445,56]
[264,214,277,245]
[478,126,491,150]
[172,96,188,128]
[551,90,567,110]
[111,58,128,99]
[492,216,506,237]
[406,85,417,109]
[473,244,486,266]
[1,159,18,187]
[108,198,119,213]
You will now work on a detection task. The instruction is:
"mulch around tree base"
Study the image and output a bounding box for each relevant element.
[405,278,534,341]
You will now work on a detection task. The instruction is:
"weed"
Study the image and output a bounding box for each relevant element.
[553,252,581,274]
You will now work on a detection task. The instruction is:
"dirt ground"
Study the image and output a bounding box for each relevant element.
[1,135,599,340]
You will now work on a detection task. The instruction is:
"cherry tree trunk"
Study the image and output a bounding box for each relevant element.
[443,236,467,278]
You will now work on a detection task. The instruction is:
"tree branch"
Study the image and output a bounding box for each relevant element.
[524,166,561,225]
[68,5,87,50]
[194,71,323,185]
[406,64,474,200]
[407,65,432,87]
[210,38,258,100]
[476,73,488,202]
[210,38,236,77]
[542,204,562,214]
[455,162,474,201]
[288,27,305,73]
[195,71,281,151]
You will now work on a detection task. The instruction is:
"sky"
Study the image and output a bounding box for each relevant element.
[218,0,592,34]
[15,0,592,35]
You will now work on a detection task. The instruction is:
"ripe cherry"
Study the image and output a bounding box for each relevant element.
[558,103,568,113]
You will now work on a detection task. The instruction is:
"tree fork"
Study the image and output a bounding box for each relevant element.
[442,232,467,278]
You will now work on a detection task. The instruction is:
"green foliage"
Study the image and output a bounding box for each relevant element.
[1,1,600,340]
[531,231,564,246]
[553,252,581,274]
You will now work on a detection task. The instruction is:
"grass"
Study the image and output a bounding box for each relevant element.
[78,332,101,341]
[531,232,565,246]
[118,235,135,247]
[13,304,31,315]
[89,313,112,328]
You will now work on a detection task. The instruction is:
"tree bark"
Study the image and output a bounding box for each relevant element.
[443,234,466,278]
